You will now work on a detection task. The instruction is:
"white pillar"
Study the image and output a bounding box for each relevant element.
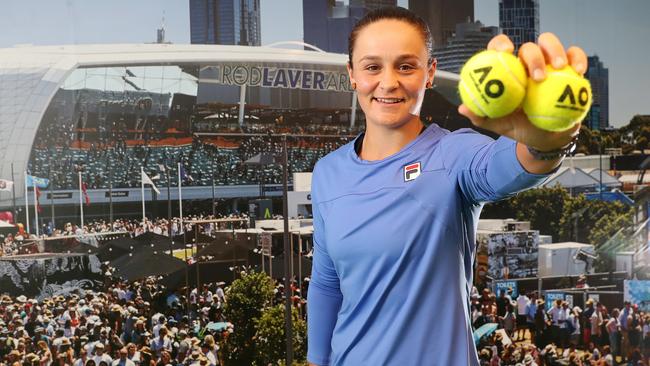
[238,84,247,127]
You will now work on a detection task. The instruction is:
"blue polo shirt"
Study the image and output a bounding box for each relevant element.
[307,124,553,365]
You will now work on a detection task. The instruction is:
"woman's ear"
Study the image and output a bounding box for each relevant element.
[347,62,356,91]
[427,59,437,88]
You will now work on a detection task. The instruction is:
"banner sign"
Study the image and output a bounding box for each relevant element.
[624,280,650,311]
[205,65,352,92]
[47,192,73,199]
[105,191,129,198]
[495,280,519,299]
[545,292,565,311]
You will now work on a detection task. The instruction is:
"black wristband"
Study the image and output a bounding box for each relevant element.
[526,136,578,161]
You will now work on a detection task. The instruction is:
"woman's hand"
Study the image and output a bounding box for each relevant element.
[458,32,588,152]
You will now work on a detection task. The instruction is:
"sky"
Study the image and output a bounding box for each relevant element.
[0,0,648,127]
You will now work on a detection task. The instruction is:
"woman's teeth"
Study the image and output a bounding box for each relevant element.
[374,97,403,104]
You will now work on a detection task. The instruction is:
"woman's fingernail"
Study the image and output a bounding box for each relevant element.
[533,69,544,81]
[574,63,585,73]
[554,57,566,68]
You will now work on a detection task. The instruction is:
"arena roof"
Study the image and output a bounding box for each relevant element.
[0,43,460,205]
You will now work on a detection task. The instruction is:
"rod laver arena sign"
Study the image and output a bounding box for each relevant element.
[204,65,353,92]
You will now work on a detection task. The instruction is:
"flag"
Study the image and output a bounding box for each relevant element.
[35,187,42,213]
[180,165,194,182]
[25,175,49,188]
[141,171,161,194]
[82,182,90,206]
[0,179,13,192]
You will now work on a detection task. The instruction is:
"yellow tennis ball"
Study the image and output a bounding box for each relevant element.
[458,50,527,119]
[523,65,592,132]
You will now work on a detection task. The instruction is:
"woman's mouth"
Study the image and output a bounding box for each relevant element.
[372,97,405,104]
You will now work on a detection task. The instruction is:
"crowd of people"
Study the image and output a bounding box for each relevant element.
[29,117,356,191]
[1,213,258,257]
[0,274,243,366]
[472,287,650,365]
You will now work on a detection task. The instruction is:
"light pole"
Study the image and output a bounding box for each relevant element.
[211,154,216,217]
[281,134,293,365]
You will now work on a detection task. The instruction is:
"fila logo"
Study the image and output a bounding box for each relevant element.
[404,162,421,182]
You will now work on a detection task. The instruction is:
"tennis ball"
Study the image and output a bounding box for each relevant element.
[458,50,527,119]
[523,65,592,132]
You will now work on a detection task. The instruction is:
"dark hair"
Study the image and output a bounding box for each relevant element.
[348,7,434,68]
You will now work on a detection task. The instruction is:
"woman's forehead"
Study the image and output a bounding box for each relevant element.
[353,19,427,60]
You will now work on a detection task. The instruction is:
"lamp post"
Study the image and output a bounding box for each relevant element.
[281,134,293,365]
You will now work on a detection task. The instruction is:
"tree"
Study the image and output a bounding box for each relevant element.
[588,210,634,272]
[482,185,572,241]
[558,195,632,244]
[254,305,307,366]
[223,269,275,366]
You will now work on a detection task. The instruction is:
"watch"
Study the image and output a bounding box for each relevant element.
[526,136,579,161]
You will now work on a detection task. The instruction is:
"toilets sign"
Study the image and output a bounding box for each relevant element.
[206,65,353,92]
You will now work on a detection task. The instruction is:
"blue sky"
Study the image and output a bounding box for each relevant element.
[0,0,647,127]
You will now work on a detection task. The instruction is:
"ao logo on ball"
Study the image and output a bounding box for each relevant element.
[556,84,590,112]
[472,66,505,99]
[458,50,527,119]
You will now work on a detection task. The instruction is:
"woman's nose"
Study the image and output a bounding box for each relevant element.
[379,69,399,90]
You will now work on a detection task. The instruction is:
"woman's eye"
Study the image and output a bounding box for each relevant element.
[365,65,379,71]
[399,64,415,71]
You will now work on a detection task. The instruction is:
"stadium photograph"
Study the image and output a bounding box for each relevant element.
[0,1,649,365]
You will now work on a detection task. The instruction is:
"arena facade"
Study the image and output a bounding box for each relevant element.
[0,43,460,221]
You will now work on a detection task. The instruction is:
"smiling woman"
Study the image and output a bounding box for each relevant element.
[306,6,588,366]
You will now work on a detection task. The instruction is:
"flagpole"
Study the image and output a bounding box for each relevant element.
[141,167,146,223]
[33,186,39,236]
[49,168,55,230]
[78,171,84,230]
[24,172,30,234]
[11,163,17,220]
[178,162,183,228]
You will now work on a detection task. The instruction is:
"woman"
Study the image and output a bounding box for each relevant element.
[306,6,586,365]
[36,340,52,366]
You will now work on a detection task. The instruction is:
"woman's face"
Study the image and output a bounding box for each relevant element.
[348,19,435,130]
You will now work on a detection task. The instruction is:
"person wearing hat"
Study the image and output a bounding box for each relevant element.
[92,342,113,366]
[568,306,582,347]
[149,326,171,358]
[138,346,153,366]
[123,343,140,365]
[112,347,135,366]
[36,339,53,366]
[619,300,634,361]
[175,330,190,364]
[606,308,621,360]
[200,335,218,366]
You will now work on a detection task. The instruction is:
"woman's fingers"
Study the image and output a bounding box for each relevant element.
[538,32,568,69]
[518,42,546,82]
[567,46,588,75]
[487,34,515,53]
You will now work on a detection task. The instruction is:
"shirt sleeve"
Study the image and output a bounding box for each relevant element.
[307,164,343,366]
[440,128,553,205]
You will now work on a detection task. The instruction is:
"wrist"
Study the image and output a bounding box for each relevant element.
[526,136,578,161]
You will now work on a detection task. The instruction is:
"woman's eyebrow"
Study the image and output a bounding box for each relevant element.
[358,54,421,63]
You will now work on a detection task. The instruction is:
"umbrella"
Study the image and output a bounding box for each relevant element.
[205,322,229,332]
[473,323,498,345]
[109,248,187,281]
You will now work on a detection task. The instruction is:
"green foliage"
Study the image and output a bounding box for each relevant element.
[223,270,275,366]
[484,186,635,273]
[576,115,650,154]
[254,305,307,366]
[588,210,634,272]
[482,185,571,241]
[558,195,631,243]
